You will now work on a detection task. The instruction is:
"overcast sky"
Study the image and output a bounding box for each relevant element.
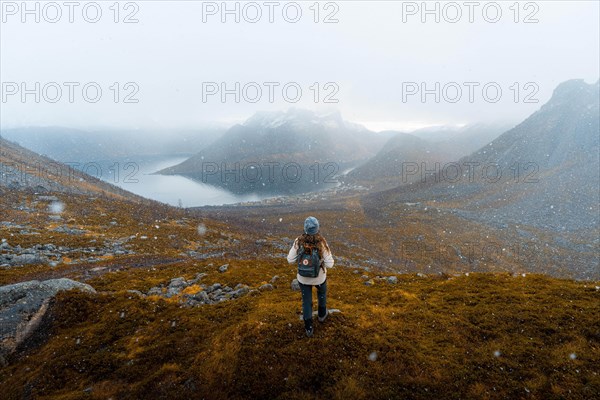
[1,0,598,132]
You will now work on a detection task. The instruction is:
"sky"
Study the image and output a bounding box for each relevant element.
[1,0,599,132]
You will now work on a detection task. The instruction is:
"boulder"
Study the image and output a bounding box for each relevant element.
[387,276,398,284]
[0,278,95,365]
[259,283,274,291]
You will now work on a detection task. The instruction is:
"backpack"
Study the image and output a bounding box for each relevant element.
[297,243,322,278]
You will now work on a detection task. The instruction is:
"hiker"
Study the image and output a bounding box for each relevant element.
[287,216,334,337]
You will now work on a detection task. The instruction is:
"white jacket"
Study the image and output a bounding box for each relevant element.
[287,237,334,285]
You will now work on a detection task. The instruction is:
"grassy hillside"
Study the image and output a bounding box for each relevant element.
[1,190,599,399]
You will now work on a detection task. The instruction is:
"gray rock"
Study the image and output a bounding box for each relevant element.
[387,276,398,284]
[147,287,162,296]
[218,264,229,273]
[259,283,274,291]
[192,291,210,303]
[127,290,145,298]
[165,287,181,298]
[270,275,279,284]
[231,286,249,298]
[291,279,301,291]
[0,278,95,364]
[168,277,187,289]
[361,275,369,280]
[10,254,49,266]
[190,272,208,283]
[364,279,375,286]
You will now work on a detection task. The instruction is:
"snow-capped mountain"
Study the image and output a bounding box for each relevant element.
[158,109,389,194]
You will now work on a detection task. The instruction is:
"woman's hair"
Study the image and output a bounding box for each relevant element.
[298,233,330,256]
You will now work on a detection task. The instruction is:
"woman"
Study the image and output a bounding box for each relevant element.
[287,216,334,337]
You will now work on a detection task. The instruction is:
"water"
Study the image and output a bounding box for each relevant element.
[76,155,269,207]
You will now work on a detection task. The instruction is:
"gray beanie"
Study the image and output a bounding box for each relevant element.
[304,216,319,235]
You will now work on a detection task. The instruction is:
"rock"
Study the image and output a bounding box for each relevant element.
[364,279,375,286]
[0,278,95,364]
[190,273,208,283]
[231,285,249,298]
[255,239,267,244]
[10,254,49,266]
[291,279,301,291]
[147,287,162,296]
[353,270,360,274]
[37,195,58,201]
[218,264,229,273]
[165,287,181,298]
[127,290,145,298]
[387,276,398,284]
[270,275,279,284]
[168,277,187,289]
[0,242,10,250]
[361,275,369,280]
[192,291,210,303]
[259,283,274,291]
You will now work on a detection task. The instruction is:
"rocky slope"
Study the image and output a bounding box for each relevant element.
[0,137,147,201]
[364,80,599,279]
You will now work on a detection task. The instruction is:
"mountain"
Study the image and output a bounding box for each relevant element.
[0,137,144,201]
[0,126,225,162]
[345,124,510,189]
[345,132,446,186]
[365,79,599,278]
[157,109,390,194]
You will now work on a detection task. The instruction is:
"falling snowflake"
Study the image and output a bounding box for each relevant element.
[368,351,378,361]
[494,350,501,357]
[570,353,577,360]
[49,201,64,214]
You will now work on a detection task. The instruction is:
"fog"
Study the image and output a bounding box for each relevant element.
[1,0,599,132]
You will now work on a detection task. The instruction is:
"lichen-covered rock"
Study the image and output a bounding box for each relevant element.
[0,278,95,365]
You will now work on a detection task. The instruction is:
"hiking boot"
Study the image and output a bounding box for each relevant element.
[318,307,328,323]
[304,319,314,337]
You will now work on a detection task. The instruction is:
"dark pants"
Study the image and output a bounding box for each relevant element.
[299,280,327,321]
